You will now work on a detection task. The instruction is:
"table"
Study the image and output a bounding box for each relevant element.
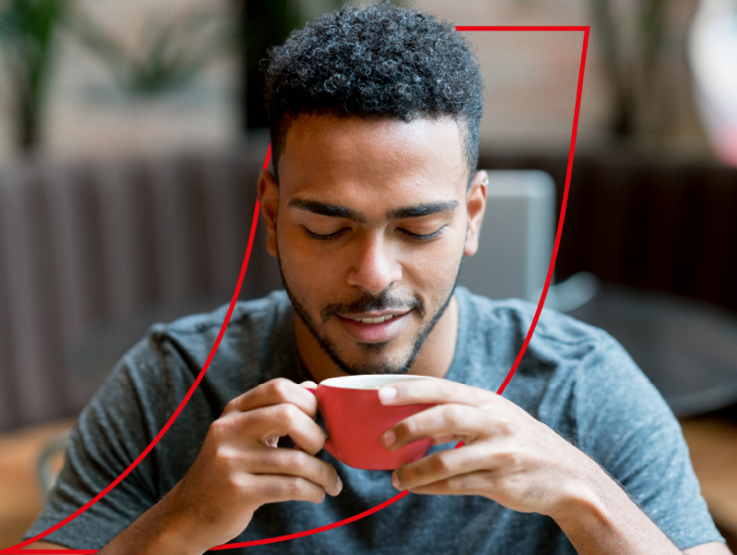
[0,420,74,548]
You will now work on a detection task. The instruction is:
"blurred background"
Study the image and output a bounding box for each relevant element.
[1,0,737,549]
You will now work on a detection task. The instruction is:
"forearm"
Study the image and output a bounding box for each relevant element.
[97,483,210,555]
[552,459,681,555]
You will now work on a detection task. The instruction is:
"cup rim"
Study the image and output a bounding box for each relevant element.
[319,374,441,389]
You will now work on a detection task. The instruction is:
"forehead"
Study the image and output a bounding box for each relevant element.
[278,114,468,204]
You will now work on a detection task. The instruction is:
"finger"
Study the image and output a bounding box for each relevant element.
[223,378,318,419]
[226,403,327,456]
[248,473,329,505]
[378,378,496,408]
[392,443,492,491]
[432,433,464,446]
[246,447,342,497]
[299,380,318,389]
[403,470,494,497]
[382,404,489,451]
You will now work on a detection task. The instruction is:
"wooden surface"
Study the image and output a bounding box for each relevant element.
[0,419,75,548]
[680,416,737,544]
[0,417,736,549]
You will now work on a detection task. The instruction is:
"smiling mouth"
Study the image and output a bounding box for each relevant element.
[346,314,396,324]
[340,311,411,324]
[335,310,412,343]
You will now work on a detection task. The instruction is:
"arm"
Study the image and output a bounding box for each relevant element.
[552,457,732,554]
[685,544,733,554]
[105,379,342,554]
[22,542,69,549]
[23,526,196,555]
[23,379,342,554]
[377,379,727,554]
[100,379,341,555]
[22,537,190,553]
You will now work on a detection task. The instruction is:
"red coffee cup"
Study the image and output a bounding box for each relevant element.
[307,375,438,470]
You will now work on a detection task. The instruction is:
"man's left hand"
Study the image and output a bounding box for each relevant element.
[379,378,596,520]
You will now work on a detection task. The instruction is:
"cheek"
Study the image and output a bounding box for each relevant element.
[278,227,342,290]
[400,239,464,294]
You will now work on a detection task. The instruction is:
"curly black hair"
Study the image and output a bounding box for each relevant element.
[263,1,484,186]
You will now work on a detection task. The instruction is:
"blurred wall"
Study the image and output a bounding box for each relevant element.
[0,0,239,163]
[0,0,711,163]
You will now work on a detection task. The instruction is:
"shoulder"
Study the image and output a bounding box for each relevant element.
[104,290,294,402]
[135,290,294,367]
[468,287,655,408]
[455,286,651,435]
[459,289,675,462]
[456,286,616,375]
[464,287,609,341]
[153,290,292,345]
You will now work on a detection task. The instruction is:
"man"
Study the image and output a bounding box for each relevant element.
[24,3,730,554]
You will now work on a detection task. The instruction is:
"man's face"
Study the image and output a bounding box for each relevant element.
[262,114,482,376]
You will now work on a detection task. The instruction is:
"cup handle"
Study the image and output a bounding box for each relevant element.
[305,387,339,460]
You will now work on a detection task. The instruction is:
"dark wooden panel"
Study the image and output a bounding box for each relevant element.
[0,172,21,431]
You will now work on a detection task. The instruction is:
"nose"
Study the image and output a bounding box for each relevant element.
[345,232,402,294]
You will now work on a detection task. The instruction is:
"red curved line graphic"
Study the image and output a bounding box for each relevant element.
[1,26,589,554]
[496,26,589,396]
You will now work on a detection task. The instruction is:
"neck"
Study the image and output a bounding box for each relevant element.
[295,294,459,383]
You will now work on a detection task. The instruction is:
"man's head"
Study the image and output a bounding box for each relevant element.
[264,2,484,186]
[258,3,487,377]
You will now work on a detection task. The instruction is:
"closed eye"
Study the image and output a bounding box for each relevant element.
[399,227,445,242]
[300,226,347,241]
[300,226,446,242]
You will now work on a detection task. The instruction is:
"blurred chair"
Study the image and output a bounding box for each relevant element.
[459,170,555,302]
[36,429,71,500]
[458,169,598,310]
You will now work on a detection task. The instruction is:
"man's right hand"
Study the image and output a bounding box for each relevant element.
[165,377,342,551]
[89,377,342,555]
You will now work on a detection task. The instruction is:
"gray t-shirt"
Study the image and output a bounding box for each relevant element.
[25,286,724,553]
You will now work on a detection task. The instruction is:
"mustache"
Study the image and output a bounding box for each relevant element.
[321,292,424,323]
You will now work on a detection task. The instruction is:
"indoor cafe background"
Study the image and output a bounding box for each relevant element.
[0,0,736,549]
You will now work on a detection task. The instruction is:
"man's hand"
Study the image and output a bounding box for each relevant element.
[378,379,685,554]
[378,379,587,516]
[99,378,342,555]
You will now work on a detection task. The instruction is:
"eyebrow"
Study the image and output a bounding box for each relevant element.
[387,201,459,220]
[288,198,459,223]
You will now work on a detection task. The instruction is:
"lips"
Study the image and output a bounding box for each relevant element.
[347,314,396,324]
[340,310,410,324]
[336,310,412,343]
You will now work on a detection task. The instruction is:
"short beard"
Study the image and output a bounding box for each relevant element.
[277,251,461,376]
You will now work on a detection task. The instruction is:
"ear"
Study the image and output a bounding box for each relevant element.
[257,169,279,257]
[464,170,488,257]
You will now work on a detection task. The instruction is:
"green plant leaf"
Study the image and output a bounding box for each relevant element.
[71,7,231,97]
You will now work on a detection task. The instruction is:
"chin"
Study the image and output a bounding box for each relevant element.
[343,364,411,376]
[329,344,418,376]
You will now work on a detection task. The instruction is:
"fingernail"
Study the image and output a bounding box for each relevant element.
[392,472,401,490]
[383,430,396,449]
[336,476,343,494]
[379,386,397,403]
